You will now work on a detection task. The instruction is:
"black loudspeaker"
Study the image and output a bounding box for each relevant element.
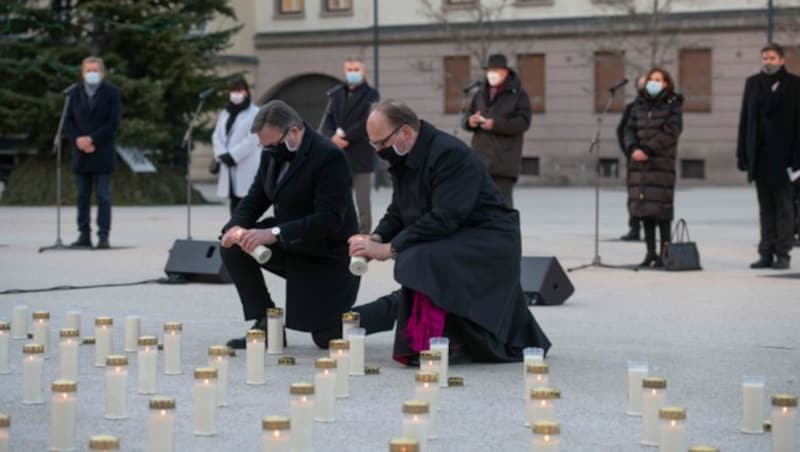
[520,256,574,306]
[164,239,232,284]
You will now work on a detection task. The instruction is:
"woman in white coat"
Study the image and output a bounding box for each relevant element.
[212,77,261,214]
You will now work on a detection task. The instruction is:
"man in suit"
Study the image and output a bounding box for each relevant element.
[737,43,800,270]
[321,56,380,234]
[219,100,360,349]
[64,56,122,249]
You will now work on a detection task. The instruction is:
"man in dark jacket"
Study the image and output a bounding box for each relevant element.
[616,76,647,241]
[737,43,800,270]
[462,54,532,208]
[219,100,360,349]
[350,100,550,364]
[321,56,381,234]
[64,56,122,249]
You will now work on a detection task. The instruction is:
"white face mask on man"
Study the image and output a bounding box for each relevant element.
[229,91,247,105]
[83,71,102,86]
[486,71,504,87]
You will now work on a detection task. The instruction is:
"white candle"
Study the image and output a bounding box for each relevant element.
[22,343,44,404]
[11,305,28,339]
[148,396,176,452]
[389,438,420,452]
[531,421,560,452]
[94,317,113,367]
[246,329,266,385]
[208,346,229,406]
[58,329,80,381]
[65,309,81,333]
[429,338,449,388]
[88,434,119,451]
[658,406,686,452]
[528,388,559,427]
[50,380,78,451]
[641,377,667,446]
[414,372,440,439]
[419,350,441,378]
[0,322,9,374]
[742,375,765,433]
[314,358,337,422]
[526,363,550,403]
[137,336,158,394]
[251,245,272,264]
[289,383,315,452]
[0,413,8,452]
[347,328,366,376]
[31,311,50,357]
[104,355,128,419]
[341,311,360,339]
[329,339,350,398]
[401,401,430,452]
[262,416,292,452]
[349,256,368,275]
[771,394,797,452]
[163,322,182,375]
[627,360,649,416]
[523,347,545,399]
[266,308,284,355]
[124,315,140,353]
[193,367,218,436]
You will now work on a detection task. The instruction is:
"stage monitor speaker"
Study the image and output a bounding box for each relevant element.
[521,256,574,306]
[164,239,232,284]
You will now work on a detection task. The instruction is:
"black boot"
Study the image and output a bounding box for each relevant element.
[96,236,110,249]
[620,228,641,241]
[70,233,93,248]
[639,252,660,268]
[773,255,791,270]
[749,255,773,269]
[226,317,266,349]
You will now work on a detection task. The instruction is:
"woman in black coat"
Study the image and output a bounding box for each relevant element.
[623,68,684,267]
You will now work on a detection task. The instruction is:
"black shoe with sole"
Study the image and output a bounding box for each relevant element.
[773,256,791,270]
[620,229,641,241]
[70,234,93,248]
[638,253,662,268]
[749,256,773,269]
[96,237,110,249]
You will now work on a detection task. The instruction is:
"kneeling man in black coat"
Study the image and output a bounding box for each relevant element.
[349,100,550,364]
[220,100,360,349]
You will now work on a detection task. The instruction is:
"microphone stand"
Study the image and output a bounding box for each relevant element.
[181,96,206,240]
[39,90,73,253]
[568,86,631,272]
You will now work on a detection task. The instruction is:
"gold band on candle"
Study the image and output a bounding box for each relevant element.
[329,339,350,350]
[526,362,549,374]
[659,406,686,420]
[530,387,561,400]
[95,317,113,326]
[149,396,176,410]
[315,358,337,369]
[447,376,463,387]
[82,337,96,345]
[89,435,120,449]
[246,329,266,340]
[0,413,8,427]
[419,350,441,361]
[163,322,182,331]
[59,328,79,338]
[402,400,429,414]
[23,343,44,354]
[278,356,296,365]
[32,311,50,320]
[532,420,561,435]
[52,380,78,392]
[642,377,667,389]
[342,311,360,322]
[688,447,719,452]
[0,321,10,331]
[415,372,439,383]
[771,394,798,407]
[262,416,291,430]
[389,438,419,452]
[208,345,230,356]
[106,355,128,366]
[194,367,218,379]
[266,308,283,318]
[290,382,315,395]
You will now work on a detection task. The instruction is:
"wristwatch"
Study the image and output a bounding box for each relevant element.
[271,226,281,240]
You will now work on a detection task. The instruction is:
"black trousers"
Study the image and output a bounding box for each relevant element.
[755,178,794,258]
[642,219,671,255]
[74,172,112,238]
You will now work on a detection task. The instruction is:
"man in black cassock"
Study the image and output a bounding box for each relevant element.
[349,100,550,364]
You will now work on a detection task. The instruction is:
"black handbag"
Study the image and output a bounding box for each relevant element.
[662,219,702,271]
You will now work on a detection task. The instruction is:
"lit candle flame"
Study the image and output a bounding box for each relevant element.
[62,393,67,399]
[540,400,546,407]
[651,389,656,396]
[272,430,280,438]
[217,356,222,362]
[145,346,150,352]
[115,366,121,373]
[544,434,550,442]
[161,410,166,416]
[324,369,329,376]
[301,396,307,402]
[424,382,429,389]
[782,407,788,414]
[671,420,676,427]
[413,415,419,422]
[204,379,209,385]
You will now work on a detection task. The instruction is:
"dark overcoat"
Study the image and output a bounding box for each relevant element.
[320,82,380,173]
[64,81,122,173]
[623,91,683,222]
[374,121,551,362]
[736,67,800,183]
[224,125,360,331]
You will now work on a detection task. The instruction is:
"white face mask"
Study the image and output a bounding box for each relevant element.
[84,71,102,86]
[229,91,246,105]
[486,71,503,87]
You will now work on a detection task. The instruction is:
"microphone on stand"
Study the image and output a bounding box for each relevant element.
[608,78,629,93]
[198,87,217,100]
[462,80,482,94]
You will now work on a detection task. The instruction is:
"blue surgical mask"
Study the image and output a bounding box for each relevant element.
[645,80,663,97]
[345,72,363,85]
[84,71,102,86]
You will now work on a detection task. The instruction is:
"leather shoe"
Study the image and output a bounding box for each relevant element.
[96,237,110,249]
[749,256,773,269]
[620,228,641,241]
[69,234,93,248]
[226,317,266,349]
[773,256,791,270]
[639,253,662,268]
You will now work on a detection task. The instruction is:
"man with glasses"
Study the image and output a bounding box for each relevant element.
[348,100,550,364]
[219,100,360,349]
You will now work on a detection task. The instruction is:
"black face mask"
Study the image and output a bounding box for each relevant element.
[262,142,295,164]
[377,146,405,167]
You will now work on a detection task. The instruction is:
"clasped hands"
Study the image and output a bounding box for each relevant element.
[631,149,648,162]
[467,111,494,130]
[221,226,277,253]
[76,136,95,154]
[348,234,393,262]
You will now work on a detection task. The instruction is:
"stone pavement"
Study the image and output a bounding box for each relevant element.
[0,186,797,451]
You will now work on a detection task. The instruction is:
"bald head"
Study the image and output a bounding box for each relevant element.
[366,100,420,153]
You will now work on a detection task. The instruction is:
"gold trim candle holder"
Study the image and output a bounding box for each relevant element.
[31,311,50,357]
[523,347,545,400]
[314,358,337,422]
[688,446,719,452]
[401,401,430,452]
[246,329,266,385]
[329,339,350,398]
[94,317,113,367]
[148,396,176,452]
[528,388,560,427]
[104,355,128,420]
[419,350,441,377]
[389,437,419,452]
[414,372,440,439]
[532,420,560,452]
[22,343,44,404]
[289,383,314,452]
[193,367,218,436]
[208,346,230,406]
[162,322,182,375]
[58,328,80,382]
[527,362,550,401]
[641,377,667,446]
[658,406,686,452]
[770,394,797,452]
[50,380,77,451]
[267,308,284,355]
[341,311,360,339]
[137,336,158,394]
[262,416,292,451]
[89,435,119,451]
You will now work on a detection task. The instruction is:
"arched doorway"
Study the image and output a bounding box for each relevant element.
[260,73,340,128]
